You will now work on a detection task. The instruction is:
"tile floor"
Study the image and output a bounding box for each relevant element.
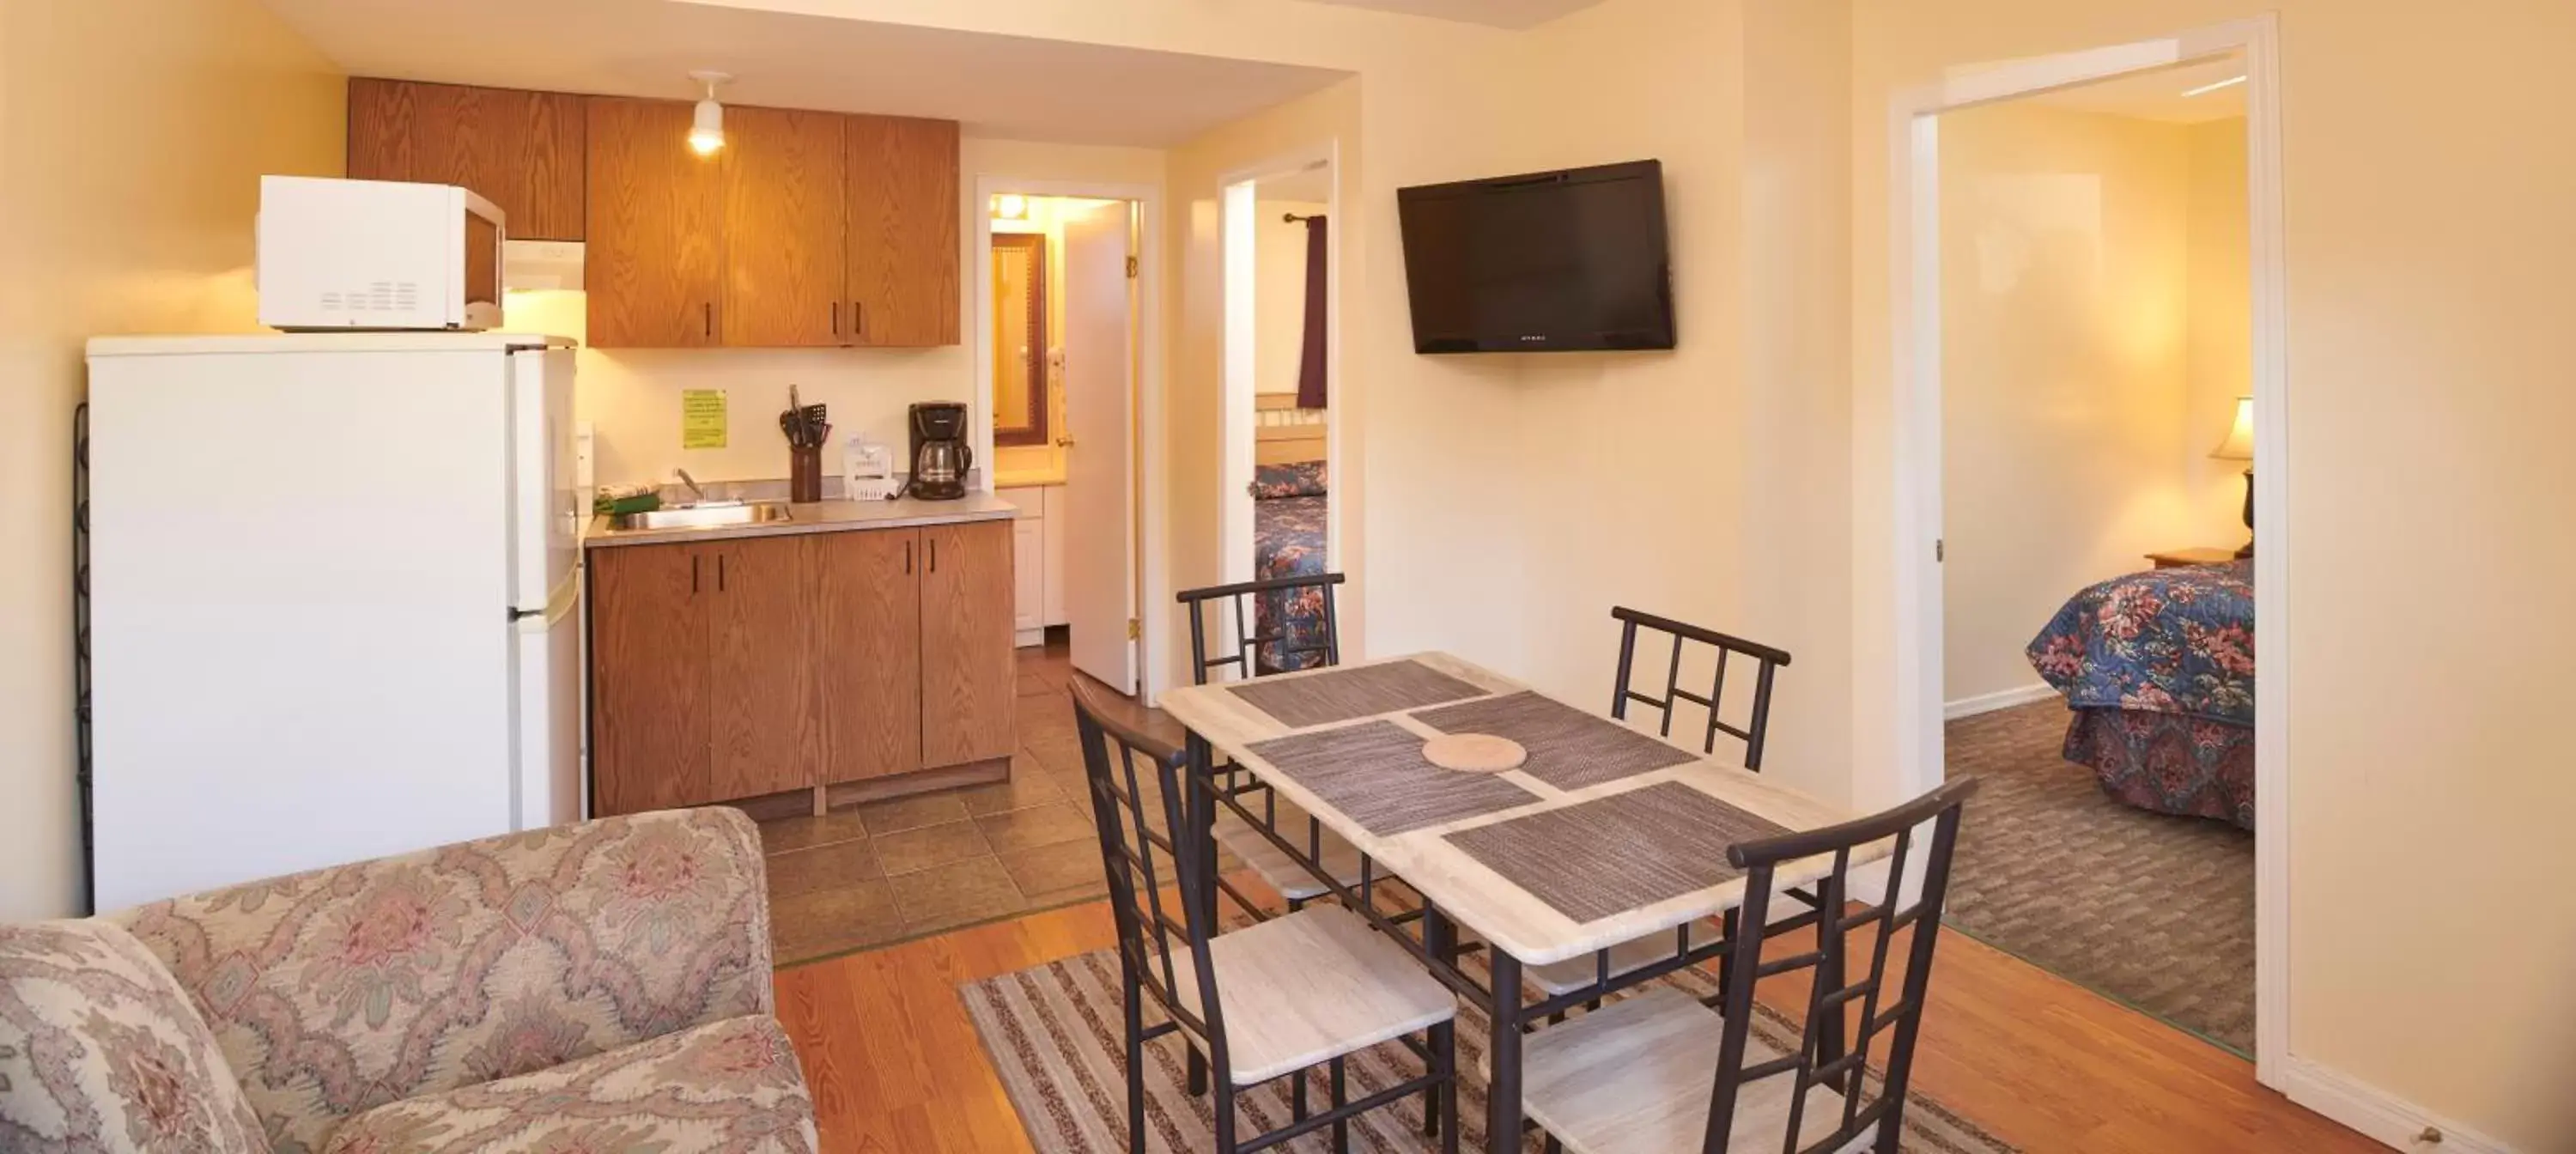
[758,633,1185,966]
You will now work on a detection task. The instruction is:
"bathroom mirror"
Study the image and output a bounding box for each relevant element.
[991,233,1050,447]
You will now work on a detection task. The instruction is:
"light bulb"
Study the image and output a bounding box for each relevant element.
[688,97,725,155]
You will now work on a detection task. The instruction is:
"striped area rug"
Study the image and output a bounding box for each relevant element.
[960,948,2017,1153]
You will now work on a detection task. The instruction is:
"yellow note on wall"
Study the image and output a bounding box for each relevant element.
[681,389,727,450]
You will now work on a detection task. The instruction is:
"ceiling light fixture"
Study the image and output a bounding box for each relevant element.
[687,70,732,155]
[993,193,1029,220]
[2181,74,2246,98]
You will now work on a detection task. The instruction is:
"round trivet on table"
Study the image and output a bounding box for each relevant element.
[1421,733,1527,774]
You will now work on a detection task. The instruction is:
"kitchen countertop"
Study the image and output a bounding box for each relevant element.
[584,492,1023,549]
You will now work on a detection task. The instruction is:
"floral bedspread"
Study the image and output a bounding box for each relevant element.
[1252,462,1329,671]
[2026,560,2255,726]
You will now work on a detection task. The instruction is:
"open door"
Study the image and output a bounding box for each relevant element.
[1060,202,1137,692]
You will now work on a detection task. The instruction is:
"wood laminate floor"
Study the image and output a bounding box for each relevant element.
[772,881,2379,1154]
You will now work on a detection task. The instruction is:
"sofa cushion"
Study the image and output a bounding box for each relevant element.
[0,920,270,1153]
[110,809,775,1153]
[320,1016,814,1154]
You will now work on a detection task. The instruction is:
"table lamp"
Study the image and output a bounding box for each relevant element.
[2210,396,2255,556]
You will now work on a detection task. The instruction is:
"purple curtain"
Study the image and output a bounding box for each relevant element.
[1296,215,1328,410]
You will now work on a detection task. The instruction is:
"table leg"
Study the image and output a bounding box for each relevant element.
[1485,949,1522,1154]
[1816,914,1848,1092]
[1423,906,1456,1139]
[1185,733,1220,934]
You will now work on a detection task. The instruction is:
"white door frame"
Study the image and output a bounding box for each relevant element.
[1216,143,1345,634]
[1885,15,2290,1084]
[973,176,1164,697]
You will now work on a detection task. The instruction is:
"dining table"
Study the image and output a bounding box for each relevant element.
[1157,650,1880,1153]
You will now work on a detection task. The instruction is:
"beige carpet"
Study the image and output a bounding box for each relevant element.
[1944,701,2255,1055]
[961,948,2018,1153]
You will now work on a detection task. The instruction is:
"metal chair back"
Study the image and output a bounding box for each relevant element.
[1069,679,1233,1075]
[1700,776,1978,1154]
[1610,606,1793,769]
[1178,572,1346,682]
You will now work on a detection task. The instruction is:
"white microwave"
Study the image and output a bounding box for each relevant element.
[257,176,505,331]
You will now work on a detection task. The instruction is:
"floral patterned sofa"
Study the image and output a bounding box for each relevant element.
[0,807,816,1153]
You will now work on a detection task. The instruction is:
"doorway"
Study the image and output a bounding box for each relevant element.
[1886,17,2288,1081]
[1930,52,2257,1057]
[979,185,1150,695]
[1218,152,1340,671]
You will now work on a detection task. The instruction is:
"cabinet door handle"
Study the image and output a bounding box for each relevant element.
[716,554,727,592]
[903,540,913,574]
[853,301,864,338]
[928,538,938,574]
[831,301,841,337]
[691,555,701,594]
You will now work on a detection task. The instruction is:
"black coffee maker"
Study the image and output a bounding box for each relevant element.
[905,401,972,500]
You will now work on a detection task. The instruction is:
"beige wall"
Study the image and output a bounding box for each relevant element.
[0,0,345,919]
[1850,2,2576,1145]
[1938,102,2206,704]
[510,139,1162,491]
[1252,197,1327,399]
[2185,117,2252,541]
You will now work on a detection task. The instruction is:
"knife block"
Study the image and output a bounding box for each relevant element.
[788,446,823,503]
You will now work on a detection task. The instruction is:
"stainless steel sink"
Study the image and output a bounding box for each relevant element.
[607,501,792,531]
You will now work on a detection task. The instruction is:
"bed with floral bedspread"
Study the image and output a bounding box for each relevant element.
[2026,559,2257,829]
[1250,461,1329,671]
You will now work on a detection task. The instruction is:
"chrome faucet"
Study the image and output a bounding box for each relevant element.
[675,468,708,504]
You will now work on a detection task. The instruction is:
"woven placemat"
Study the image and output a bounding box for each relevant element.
[1413,691,1700,790]
[1246,720,1539,836]
[1443,781,1792,925]
[1224,659,1487,729]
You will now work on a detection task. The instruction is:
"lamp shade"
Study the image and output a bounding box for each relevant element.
[2210,396,2255,460]
[687,98,725,155]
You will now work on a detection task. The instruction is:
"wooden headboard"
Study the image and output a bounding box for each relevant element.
[1255,393,1326,465]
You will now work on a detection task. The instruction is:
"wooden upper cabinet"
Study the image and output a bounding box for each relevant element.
[347,79,586,240]
[586,97,725,348]
[809,529,922,781]
[707,536,817,801]
[918,519,1016,768]
[722,106,849,348]
[846,115,961,348]
[589,544,710,816]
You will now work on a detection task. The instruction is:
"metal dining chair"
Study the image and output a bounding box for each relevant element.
[1176,573,1373,914]
[1610,605,1795,770]
[1517,776,1981,1154]
[1506,608,1803,1005]
[1072,678,1461,1154]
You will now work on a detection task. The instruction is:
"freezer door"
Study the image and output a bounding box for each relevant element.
[509,345,582,615]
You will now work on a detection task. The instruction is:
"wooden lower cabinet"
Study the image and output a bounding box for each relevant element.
[590,518,1016,815]
[708,536,815,801]
[920,520,1017,767]
[810,529,920,780]
[589,543,710,815]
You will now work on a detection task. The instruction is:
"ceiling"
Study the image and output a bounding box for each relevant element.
[2029,54,2248,125]
[258,0,1351,146]
[1293,0,1609,29]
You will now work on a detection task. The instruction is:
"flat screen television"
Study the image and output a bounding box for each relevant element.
[1396,159,1674,354]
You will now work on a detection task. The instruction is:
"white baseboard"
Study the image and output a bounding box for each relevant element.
[2280,1056,2514,1153]
[1941,682,2060,720]
[1014,628,1045,648]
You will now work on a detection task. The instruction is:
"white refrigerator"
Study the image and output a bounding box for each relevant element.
[85,332,585,911]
